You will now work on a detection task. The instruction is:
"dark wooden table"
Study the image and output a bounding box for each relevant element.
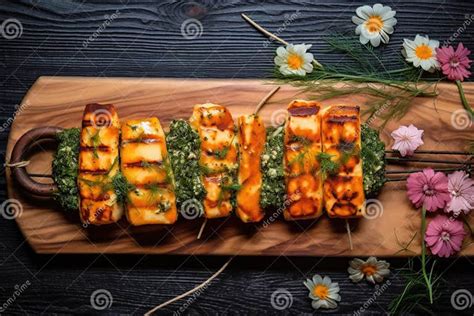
[1,0,473,314]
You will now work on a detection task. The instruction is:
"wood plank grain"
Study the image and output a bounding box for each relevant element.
[1,1,474,314]
[5,76,474,257]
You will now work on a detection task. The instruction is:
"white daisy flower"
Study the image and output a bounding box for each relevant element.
[402,35,440,72]
[303,274,341,310]
[348,257,390,284]
[274,44,314,76]
[352,3,397,47]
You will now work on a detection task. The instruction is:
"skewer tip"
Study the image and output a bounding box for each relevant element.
[345,220,353,251]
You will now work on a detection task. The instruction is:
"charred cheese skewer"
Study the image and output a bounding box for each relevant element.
[283,100,324,220]
[321,105,365,218]
[236,114,266,222]
[78,103,123,225]
[190,103,238,219]
[121,118,178,225]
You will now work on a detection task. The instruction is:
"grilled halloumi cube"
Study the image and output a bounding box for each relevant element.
[121,118,177,226]
[236,115,266,223]
[190,103,238,218]
[321,105,365,218]
[283,100,324,220]
[78,103,123,225]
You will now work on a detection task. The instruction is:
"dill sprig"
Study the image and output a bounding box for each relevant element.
[112,172,135,204]
[317,152,338,179]
[273,33,440,127]
[389,207,445,315]
[388,257,444,315]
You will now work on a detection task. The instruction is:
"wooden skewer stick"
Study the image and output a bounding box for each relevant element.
[241,13,289,46]
[385,168,464,174]
[197,218,207,240]
[385,150,473,156]
[345,220,353,251]
[386,157,473,165]
[241,13,324,69]
[145,257,234,315]
[254,86,280,114]
[386,177,408,182]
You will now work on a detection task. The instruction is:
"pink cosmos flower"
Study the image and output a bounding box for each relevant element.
[425,214,466,258]
[406,168,450,212]
[391,124,424,157]
[446,171,474,216]
[436,43,472,81]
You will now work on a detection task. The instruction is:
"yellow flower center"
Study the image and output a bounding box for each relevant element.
[287,54,304,70]
[366,15,383,33]
[313,284,329,299]
[415,44,433,60]
[361,264,377,276]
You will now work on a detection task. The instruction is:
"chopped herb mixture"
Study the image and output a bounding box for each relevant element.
[52,128,80,211]
[260,126,285,209]
[361,124,386,197]
[166,119,206,205]
[111,172,134,204]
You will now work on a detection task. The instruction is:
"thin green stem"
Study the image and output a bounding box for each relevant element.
[311,71,438,97]
[386,67,415,74]
[455,80,474,116]
[420,206,433,304]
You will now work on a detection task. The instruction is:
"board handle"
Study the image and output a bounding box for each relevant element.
[10,126,64,197]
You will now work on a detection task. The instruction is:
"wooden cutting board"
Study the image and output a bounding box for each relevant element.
[5,76,474,256]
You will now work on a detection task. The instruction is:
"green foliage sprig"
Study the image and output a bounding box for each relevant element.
[273,33,440,127]
[389,207,445,315]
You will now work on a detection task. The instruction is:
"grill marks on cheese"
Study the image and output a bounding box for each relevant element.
[284,100,324,220]
[236,115,266,222]
[190,103,237,218]
[78,103,123,225]
[322,106,365,218]
[121,118,177,225]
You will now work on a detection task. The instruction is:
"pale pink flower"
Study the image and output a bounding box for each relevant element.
[425,214,466,258]
[406,168,450,212]
[436,43,472,81]
[391,124,424,157]
[446,171,474,216]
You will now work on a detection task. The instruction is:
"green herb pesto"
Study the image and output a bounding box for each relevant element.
[166,119,206,205]
[260,126,285,209]
[52,128,80,211]
[361,124,386,197]
[111,172,135,204]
